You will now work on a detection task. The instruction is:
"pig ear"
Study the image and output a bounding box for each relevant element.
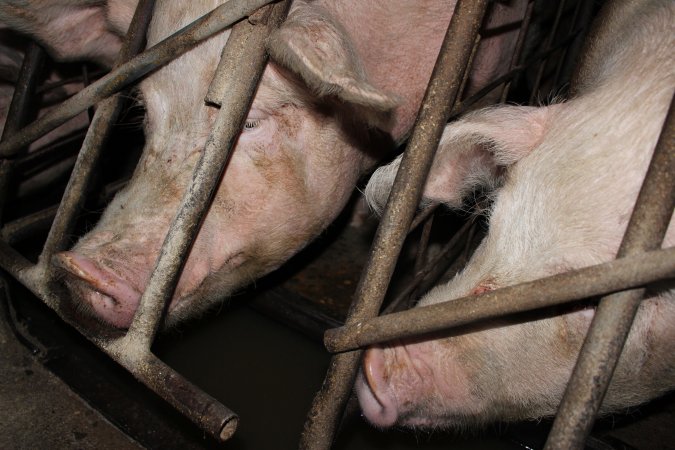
[0,1,122,67]
[267,3,398,126]
[366,105,552,214]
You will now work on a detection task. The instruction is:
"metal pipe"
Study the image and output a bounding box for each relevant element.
[38,0,155,269]
[382,217,473,314]
[122,0,290,350]
[299,2,489,448]
[1,205,58,245]
[500,0,535,102]
[545,95,675,449]
[324,246,675,352]
[0,0,277,158]
[0,43,44,222]
[529,0,567,104]
[0,237,240,442]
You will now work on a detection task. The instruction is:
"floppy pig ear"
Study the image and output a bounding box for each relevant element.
[267,2,398,126]
[366,105,552,214]
[0,0,122,67]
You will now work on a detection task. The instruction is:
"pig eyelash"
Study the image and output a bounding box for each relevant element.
[243,119,261,130]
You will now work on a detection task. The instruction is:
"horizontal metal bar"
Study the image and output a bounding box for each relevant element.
[324,246,675,353]
[545,93,675,449]
[299,1,489,448]
[0,0,277,158]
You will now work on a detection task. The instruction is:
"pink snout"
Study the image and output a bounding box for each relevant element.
[356,347,399,427]
[53,251,142,328]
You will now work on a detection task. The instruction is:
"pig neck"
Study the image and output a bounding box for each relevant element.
[320,1,455,142]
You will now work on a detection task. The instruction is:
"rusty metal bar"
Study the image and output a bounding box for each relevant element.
[37,0,155,271]
[122,0,290,350]
[0,43,44,222]
[0,0,277,158]
[545,95,675,449]
[324,246,675,352]
[0,237,240,441]
[299,2,489,448]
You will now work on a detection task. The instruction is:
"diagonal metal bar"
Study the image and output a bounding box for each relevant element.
[38,0,155,269]
[324,246,675,352]
[120,0,290,350]
[0,0,277,158]
[299,1,489,448]
[545,94,675,449]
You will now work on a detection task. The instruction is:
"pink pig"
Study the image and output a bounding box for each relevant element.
[1,0,526,328]
[359,0,675,428]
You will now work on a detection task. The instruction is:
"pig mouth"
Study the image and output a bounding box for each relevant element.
[53,252,143,329]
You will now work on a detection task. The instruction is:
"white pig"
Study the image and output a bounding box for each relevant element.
[1,0,526,328]
[359,0,674,428]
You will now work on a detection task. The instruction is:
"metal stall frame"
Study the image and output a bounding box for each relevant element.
[0,0,290,442]
[303,0,673,449]
[1,0,669,448]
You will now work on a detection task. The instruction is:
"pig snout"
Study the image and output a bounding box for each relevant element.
[54,251,143,328]
[357,341,475,428]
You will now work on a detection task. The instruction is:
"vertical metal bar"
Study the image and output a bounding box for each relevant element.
[38,0,156,272]
[122,0,290,350]
[529,0,566,104]
[0,43,44,222]
[545,95,675,449]
[499,0,535,102]
[299,2,489,448]
[413,214,434,275]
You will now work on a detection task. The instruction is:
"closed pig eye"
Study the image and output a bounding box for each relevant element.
[243,118,261,130]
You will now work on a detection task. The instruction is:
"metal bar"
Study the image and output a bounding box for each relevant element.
[0,0,277,158]
[413,213,434,275]
[529,0,566,104]
[37,0,155,272]
[205,4,273,105]
[324,246,675,352]
[0,237,240,441]
[545,95,675,449]
[383,217,473,315]
[122,0,290,350]
[499,0,535,102]
[0,43,45,222]
[299,2,489,448]
[1,205,58,244]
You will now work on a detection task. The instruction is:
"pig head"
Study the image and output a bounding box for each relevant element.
[45,0,402,329]
[359,0,675,429]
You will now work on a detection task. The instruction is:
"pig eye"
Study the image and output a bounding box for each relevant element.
[243,118,261,131]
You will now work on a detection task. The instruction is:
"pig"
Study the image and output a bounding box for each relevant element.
[358,0,674,429]
[1,0,527,329]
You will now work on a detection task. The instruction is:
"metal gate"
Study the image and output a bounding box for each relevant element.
[0,0,672,448]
